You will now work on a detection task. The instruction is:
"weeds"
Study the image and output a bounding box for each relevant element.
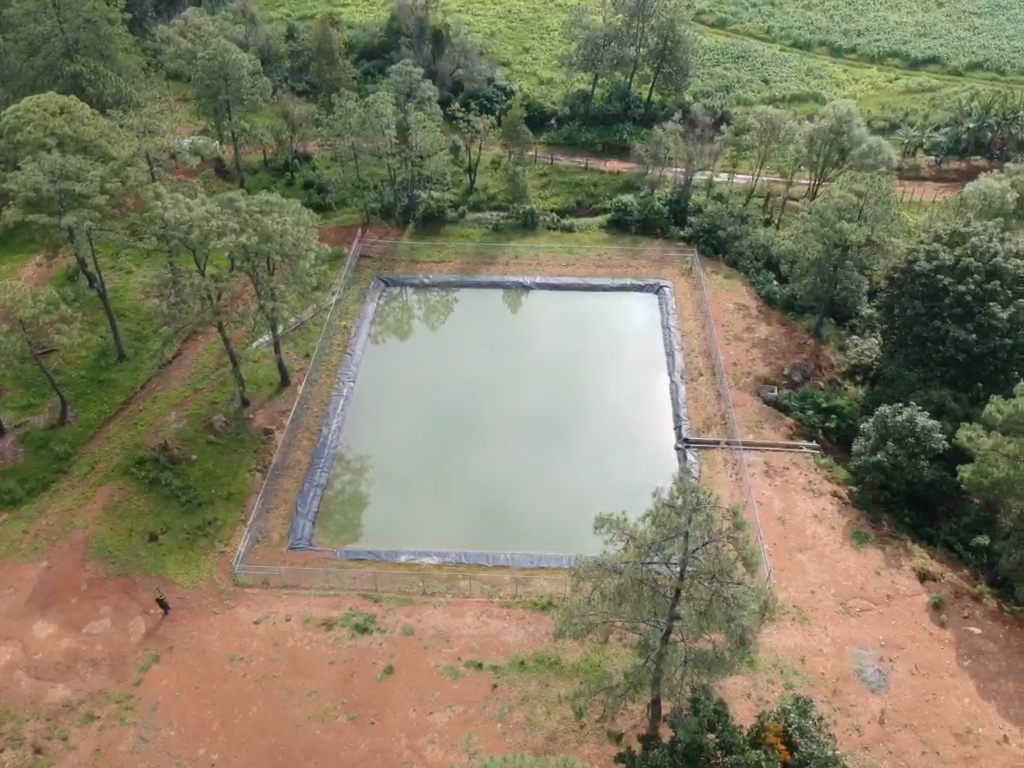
[850,529,875,548]
[377,663,395,682]
[928,593,946,610]
[133,650,161,687]
[320,609,383,636]
[441,664,465,680]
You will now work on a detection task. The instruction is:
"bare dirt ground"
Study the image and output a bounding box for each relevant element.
[697,256,1024,767]
[1,245,1023,768]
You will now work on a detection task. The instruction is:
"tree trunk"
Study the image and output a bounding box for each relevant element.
[348,143,371,225]
[644,50,665,115]
[86,231,128,362]
[647,541,689,737]
[215,319,250,408]
[66,228,99,291]
[775,180,795,229]
[269,311,291,388]
[467,141,482,195]
[144,150,158,184]
[22,322,70,426]
[230,128,246,190]
[812,296,830,339]
[0,415,6,437]
[586,71,599,117]
[743,161,766,206]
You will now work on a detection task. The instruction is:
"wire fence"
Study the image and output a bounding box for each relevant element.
[234,564,568,597]
[688,250,774,587]
[231,238,773,593]
[231,229,365,573]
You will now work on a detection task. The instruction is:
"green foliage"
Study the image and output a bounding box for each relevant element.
[792,172,901,336]
[960,173,1020,229]
[802,101,895,200]
[956,383,1024,600]
[850,403,949,504]
[692,0,1024,76]
[557,470,769,736]
[614,686,848,767]
[776,386,863,449]
[0,281,82,427]
[608,192,675,237]
[129,451,205,511]
[217,188,326,387]
[875,217,1024,427]
[0,0,142,112]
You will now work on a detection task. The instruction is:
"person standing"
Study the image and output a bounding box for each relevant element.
[154,587,171,618]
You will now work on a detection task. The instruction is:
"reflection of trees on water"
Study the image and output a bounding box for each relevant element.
[501,288,529,316]
[316,448,373,547]
[370,287,459,343]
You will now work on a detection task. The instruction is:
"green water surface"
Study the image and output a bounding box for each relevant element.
[315,285,680,556]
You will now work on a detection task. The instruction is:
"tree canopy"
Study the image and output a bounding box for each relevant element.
[556,470,769,737]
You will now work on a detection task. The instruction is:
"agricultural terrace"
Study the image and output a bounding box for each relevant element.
[255,0,1024,123]
[693,0,1024,76]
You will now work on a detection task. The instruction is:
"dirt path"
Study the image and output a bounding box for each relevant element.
[534,147,963,199]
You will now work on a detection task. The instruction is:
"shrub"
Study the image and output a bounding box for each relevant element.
[850,403,949,503]
[300,169,348,213]
[686,198,757,259]
[615,687,848,767]
[129,453,204,511]
[607,192,675,237]
[413,190,458,227]
[0,478,27,506]
[776,385,864,449]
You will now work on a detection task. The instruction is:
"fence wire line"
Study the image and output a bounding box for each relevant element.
[232,239,773,593]
[688,251,774,587]
[231,230,364,572]
[235,564,568,598]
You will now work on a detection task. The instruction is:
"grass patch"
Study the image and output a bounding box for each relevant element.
[928,592,946,610]
[320,608,385,636]
[440,663,465,680]
[0,251,171,510]
[134,650,161,687]
[376,663,395,682]
[501,594,559,613]
[850,528,875,548]
[400,624,416,636]
[0,230,329,583]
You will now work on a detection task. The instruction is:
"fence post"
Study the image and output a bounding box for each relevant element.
[373,571,379,593]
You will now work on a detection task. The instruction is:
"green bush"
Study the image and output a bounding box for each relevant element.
[850,402,949,503]
[607,192,676,237]
[129,453,204,511]
[686,198,757,259]
[776,385,864,449]
[615,687,848,767]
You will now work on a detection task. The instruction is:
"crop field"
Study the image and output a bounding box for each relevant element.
[256,0,1018,122]
[692,0,1024,77]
